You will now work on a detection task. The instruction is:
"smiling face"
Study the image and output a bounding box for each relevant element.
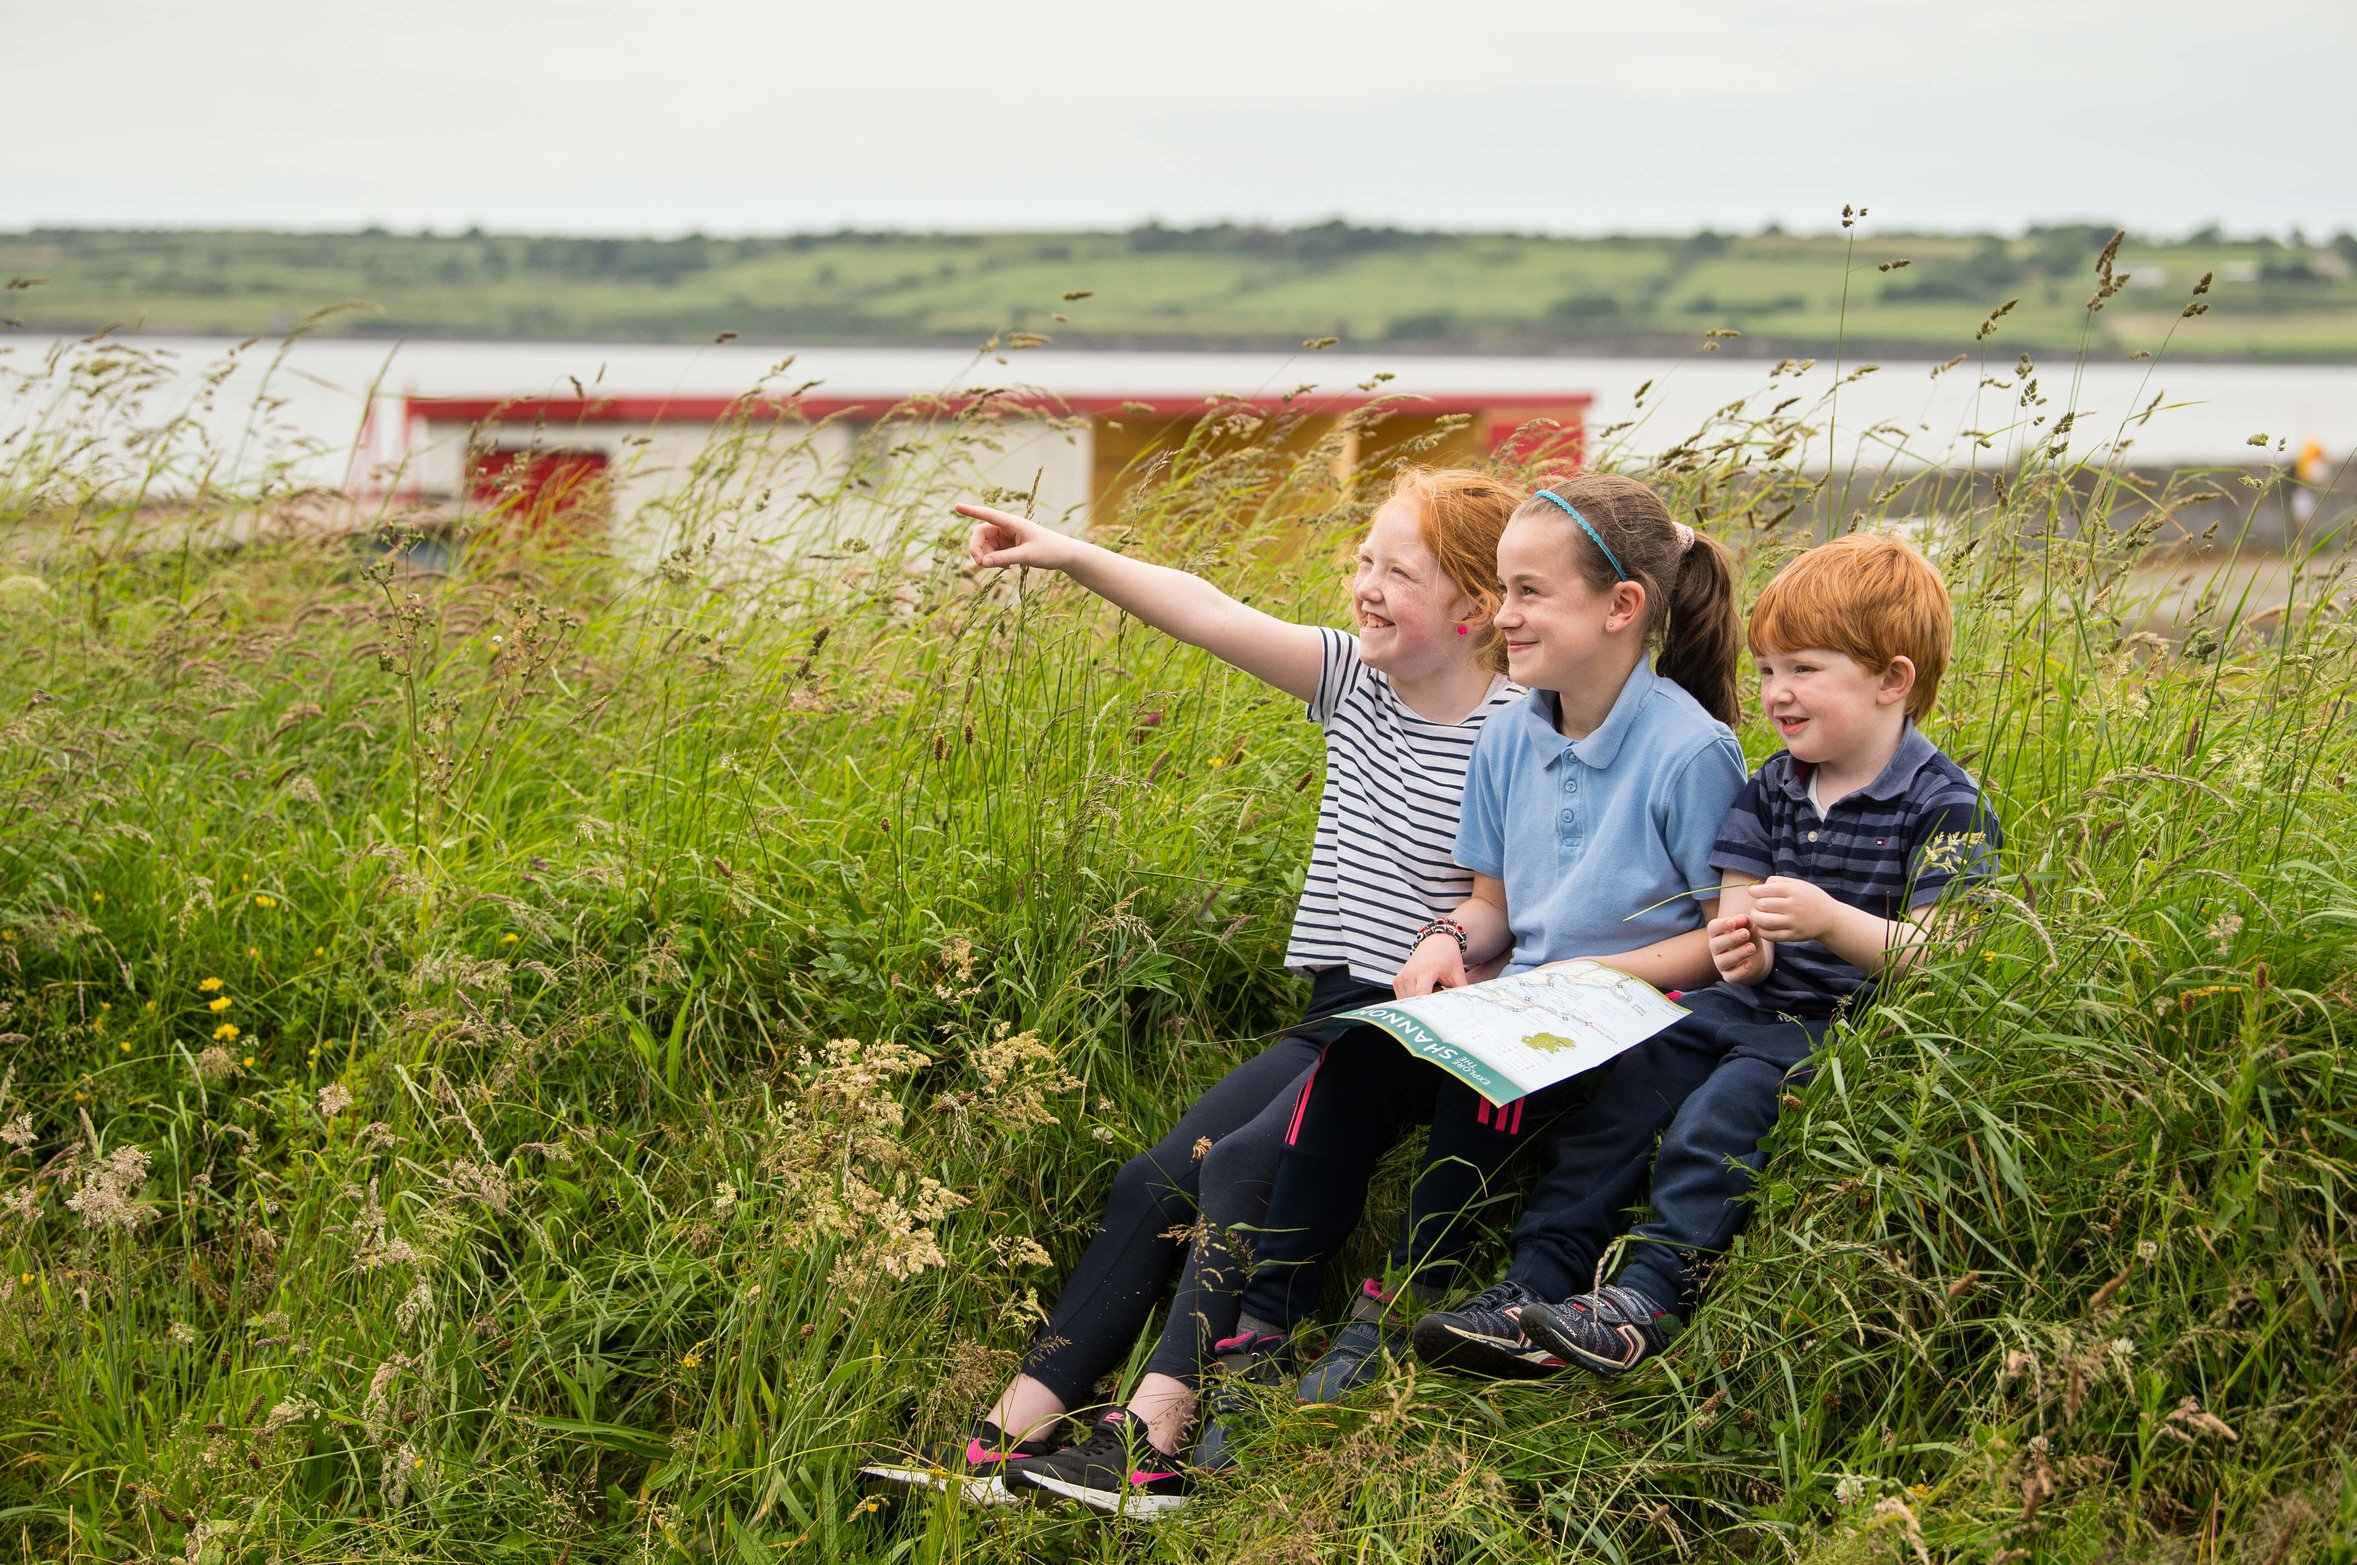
[1351,495,1478,677]
[1490,511,1645,694]
[1753,644,1914,768]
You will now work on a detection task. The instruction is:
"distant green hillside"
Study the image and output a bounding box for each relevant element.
[5,221,2354,359]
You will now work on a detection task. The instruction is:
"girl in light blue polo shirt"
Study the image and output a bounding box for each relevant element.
[1212,472,1748,1420]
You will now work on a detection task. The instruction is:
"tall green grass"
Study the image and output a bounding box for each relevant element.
[2,309,2354,1563]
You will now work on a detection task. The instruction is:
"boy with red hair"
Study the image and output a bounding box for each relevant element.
[1430,532,2003,1376]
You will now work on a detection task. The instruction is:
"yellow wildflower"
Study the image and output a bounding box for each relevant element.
[91,891,105,904]
[117,1041,131,1054]
[680,1351,703,1369]
[245,947,259,958]
[242,1055,255,1068]
[16,1272,29,1287]
[254,894,277,909]
[208,996,233,1013]
[312,947,324,958]
[500,933,519,946]
[198,978,224,993]
[213,1023,240,1042]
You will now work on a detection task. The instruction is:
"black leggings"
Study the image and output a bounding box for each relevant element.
[1234,1028,1569,1331]
[1018,970,1389,1405]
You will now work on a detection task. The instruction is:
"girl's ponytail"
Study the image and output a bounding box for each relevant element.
[1510,473,1744,728]
[1657,530,1742,728]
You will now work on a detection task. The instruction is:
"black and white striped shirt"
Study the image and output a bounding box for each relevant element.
[1285,628,1524,984]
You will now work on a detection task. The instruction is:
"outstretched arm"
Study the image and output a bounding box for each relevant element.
[960,502,1326,703]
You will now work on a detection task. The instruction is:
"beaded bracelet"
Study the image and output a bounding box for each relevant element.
[1411,916,1469,955]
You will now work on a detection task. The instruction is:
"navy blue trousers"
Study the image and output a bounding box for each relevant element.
[1506,985,1827,1308]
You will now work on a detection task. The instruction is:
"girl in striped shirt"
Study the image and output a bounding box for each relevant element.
[864,469,1523,1513]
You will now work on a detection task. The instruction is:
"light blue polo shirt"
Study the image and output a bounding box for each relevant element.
[1455,660,1747,976]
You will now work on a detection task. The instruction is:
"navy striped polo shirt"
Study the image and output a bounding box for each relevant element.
[1709,723,2001,1019]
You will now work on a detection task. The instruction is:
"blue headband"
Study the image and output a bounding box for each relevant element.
[1532,489,1628,582]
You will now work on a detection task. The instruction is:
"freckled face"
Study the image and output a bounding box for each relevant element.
[1754,646,1891,763]
[1351,497,1474,676]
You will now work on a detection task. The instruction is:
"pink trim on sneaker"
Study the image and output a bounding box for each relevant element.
[1360,1276,1390,1302]
[1129,1469,1179,1485]
[964,1437,1012,1466]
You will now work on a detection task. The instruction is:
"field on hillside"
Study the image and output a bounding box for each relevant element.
[6,221,2357,359]
[3,329,2357,1564]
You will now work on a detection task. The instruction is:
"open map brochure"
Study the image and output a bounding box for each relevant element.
[1335,961,1690,1107]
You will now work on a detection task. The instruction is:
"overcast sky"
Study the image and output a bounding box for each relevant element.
[10,0,2350,238]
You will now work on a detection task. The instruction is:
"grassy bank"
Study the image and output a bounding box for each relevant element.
[7,221,2357,359]
[2,327,2356,1563]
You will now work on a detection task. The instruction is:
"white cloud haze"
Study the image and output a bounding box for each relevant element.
[8,0,2349,237]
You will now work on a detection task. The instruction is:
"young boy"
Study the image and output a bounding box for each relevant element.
[1418,531,2002,1376]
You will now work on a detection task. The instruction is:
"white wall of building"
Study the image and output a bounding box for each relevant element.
[407,409,1094,582]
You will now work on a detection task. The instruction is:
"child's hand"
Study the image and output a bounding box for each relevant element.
[1394,936,1468,998]
[959,503,1076,573]
[1746,876,1841,944]
[1708,912,1774,984]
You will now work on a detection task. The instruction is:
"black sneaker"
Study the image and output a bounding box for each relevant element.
[1008,1409,1193,1518]
[858,1415,1058,1507]
[1409,1280,1565,1380]
[1517,1285,1678,1376]
[1191,1329,1287,1475]
[1296,1314,1403,1403]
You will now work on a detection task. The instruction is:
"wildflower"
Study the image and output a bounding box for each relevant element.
[2207,911,2244,955]
[198,978,224,993]
[679,1351,703,1369]
[168,1321,197,1346]
[0,1116,33,1150]
[312,946,324,957]
[245,946,258,958]
[395,1279,432,1333]
[1834,1474,1869,1507]
[500,932,518,946]
[254,895,277,909]
[66,1144,155,1232]
[208,996,233,1013]
[362,1355,411,1440]
[90,891,104,905]
[195,1046,237,1082]
[117,1040,130,1054]
[242,1056,255,1068]
[259,1396,317,1437]
[317,1082,353,1118]
[213,1023,240,1042]
[15,1271,30,1286]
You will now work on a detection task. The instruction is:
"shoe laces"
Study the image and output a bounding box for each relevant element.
[1072,1409,1142,1459]
[1574,1284,1666,1326]
[1460,1279,1536,1315]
